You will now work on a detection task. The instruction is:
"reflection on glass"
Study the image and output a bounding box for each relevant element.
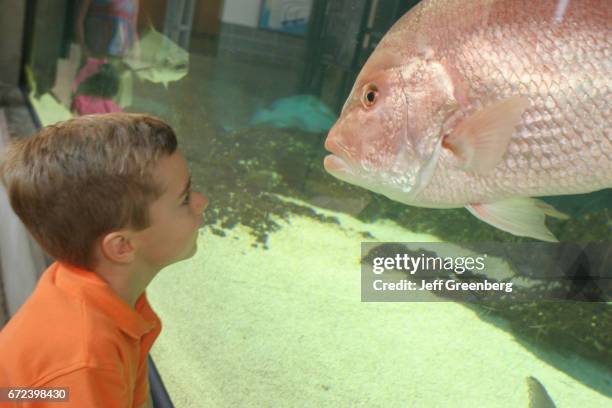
[72,0,138,114]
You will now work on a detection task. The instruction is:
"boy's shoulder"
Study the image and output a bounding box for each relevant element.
[0,262,130,387]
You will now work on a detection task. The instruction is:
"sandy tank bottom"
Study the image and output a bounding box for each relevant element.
[147,197,611,407]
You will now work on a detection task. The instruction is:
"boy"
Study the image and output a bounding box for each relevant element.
[0,113,208,407]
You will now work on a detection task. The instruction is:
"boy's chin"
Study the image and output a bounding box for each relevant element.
[189,241,198,255]
[178,231,200,261]
[186,238,199,257]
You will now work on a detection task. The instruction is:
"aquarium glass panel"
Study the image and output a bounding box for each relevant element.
[22,0,611,406]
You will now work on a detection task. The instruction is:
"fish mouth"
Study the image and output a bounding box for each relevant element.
[323,154,351,173]
[324,138,351,161]
[323,138,355,179]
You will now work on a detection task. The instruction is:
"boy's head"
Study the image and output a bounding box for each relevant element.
[0,113,207,272]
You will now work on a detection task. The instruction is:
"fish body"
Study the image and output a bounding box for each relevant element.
[323,0,611,240]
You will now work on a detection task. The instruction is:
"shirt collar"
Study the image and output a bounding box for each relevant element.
[53,261,159,339]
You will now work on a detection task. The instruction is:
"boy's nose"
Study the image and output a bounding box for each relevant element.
[195,193,208,214]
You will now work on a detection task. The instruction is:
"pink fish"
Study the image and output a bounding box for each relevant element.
[324,0,611,241]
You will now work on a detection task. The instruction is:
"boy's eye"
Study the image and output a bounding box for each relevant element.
[182,191,191,205]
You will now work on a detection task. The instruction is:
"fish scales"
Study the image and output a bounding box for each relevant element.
[392,0,611,204]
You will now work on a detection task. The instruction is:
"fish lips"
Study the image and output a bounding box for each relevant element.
[324,154,351,174]
[324,138,356,181]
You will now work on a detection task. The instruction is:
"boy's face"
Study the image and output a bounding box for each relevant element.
[132,150,208,268]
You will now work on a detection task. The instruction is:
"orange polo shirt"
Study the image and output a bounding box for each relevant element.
[0,261,162,407]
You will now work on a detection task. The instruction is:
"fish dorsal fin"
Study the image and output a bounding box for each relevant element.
[466,197,568,242]
[527,376,557,408]
[443,96,530,174]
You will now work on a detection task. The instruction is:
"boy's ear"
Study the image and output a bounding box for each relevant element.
[100,232,136,263]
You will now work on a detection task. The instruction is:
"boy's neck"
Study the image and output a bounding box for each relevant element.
[94,261,158,308]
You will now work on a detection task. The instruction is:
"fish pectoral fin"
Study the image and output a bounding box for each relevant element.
[466,197,566,242]
[443,96,530,174]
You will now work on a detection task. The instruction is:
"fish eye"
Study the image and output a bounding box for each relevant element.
[362,84,378,108]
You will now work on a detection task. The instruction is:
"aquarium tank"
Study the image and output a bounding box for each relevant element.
[16,0,611,406]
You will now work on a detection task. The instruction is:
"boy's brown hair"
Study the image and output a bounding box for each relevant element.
[0,113,177,270]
